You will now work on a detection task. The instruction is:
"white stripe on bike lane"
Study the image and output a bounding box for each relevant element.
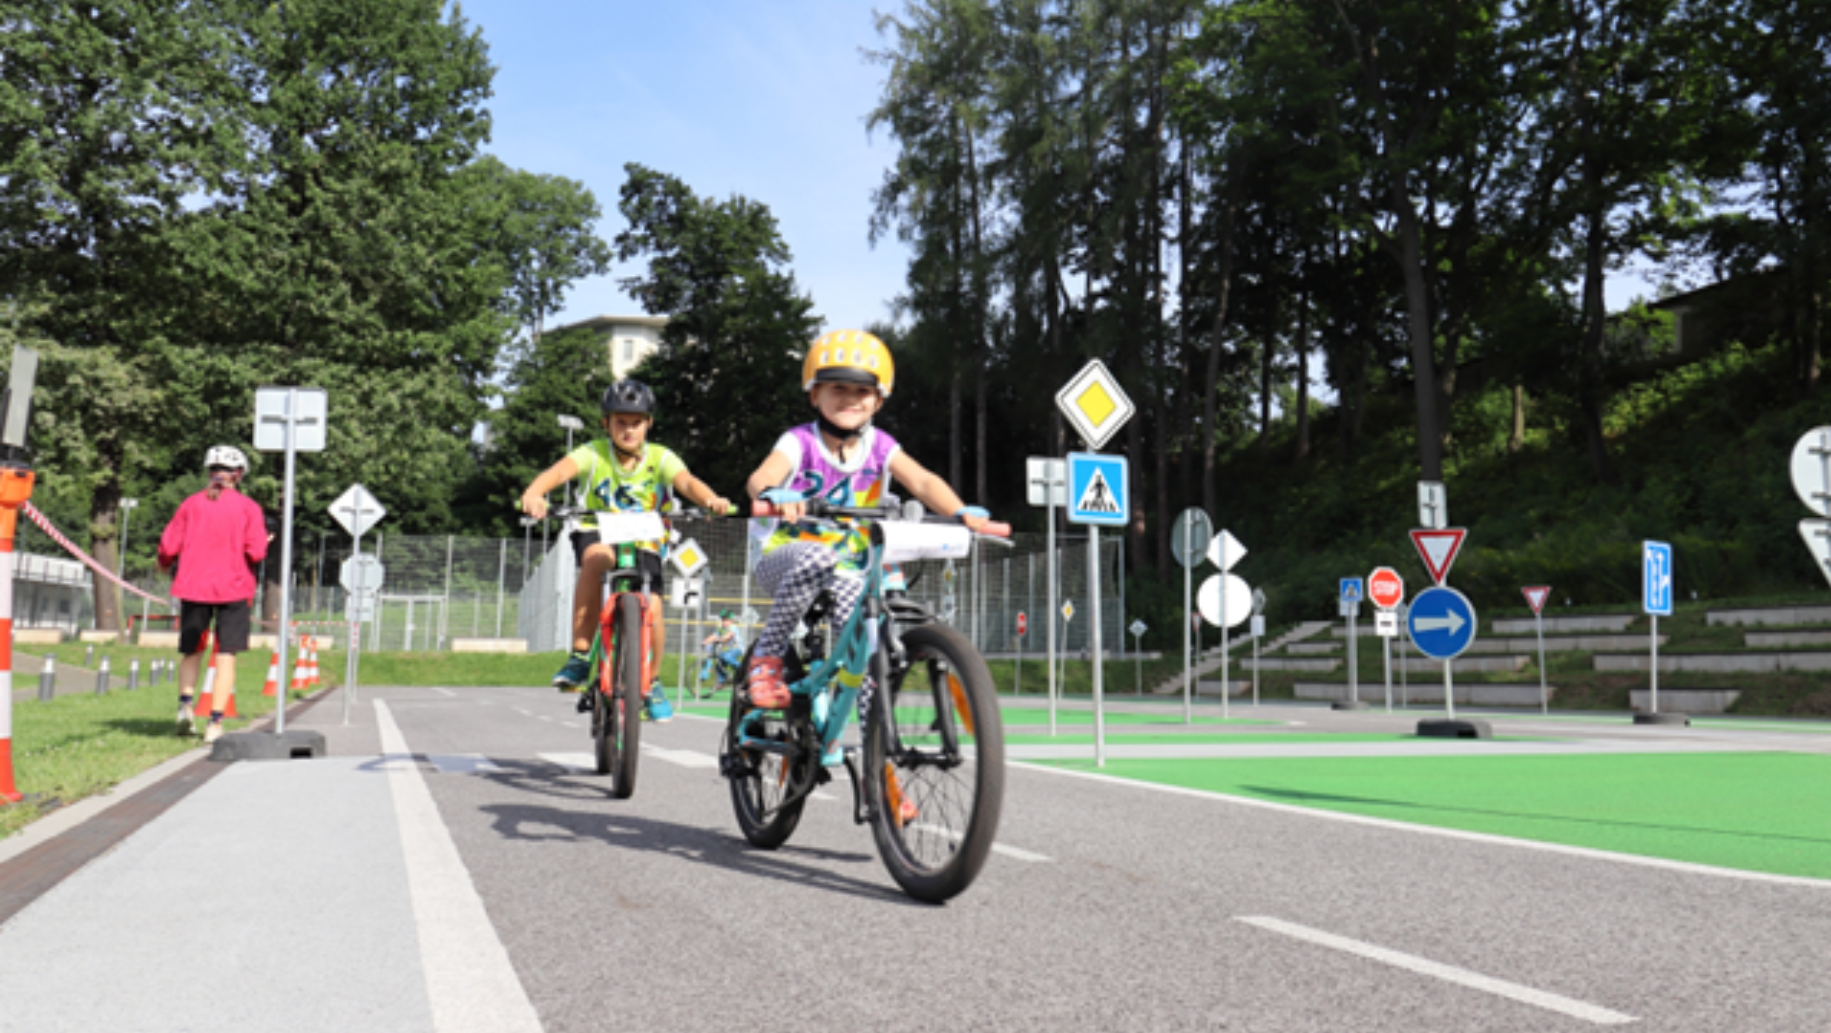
[375,700,543,1033]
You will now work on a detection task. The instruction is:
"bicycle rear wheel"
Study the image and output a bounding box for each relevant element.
[865,621,1005,902]
[597,594,644,798]
[720,647,807,848]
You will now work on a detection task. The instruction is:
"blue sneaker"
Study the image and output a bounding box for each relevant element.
[645,683,674,723]
[552,653,591,691]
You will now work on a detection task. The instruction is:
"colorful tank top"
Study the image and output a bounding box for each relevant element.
[753,423,900,573]
[567,440,685,553]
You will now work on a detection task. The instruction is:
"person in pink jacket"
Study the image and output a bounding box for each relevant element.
[157,446,268,743]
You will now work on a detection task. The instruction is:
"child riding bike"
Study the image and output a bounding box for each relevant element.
[521,379,734,722]
[743,329,992,707]
[699,610,745,687]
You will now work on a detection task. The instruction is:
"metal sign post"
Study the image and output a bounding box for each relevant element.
[1057,600,1073,736]
[1129,619,1147,696]
[1643,541,1673,717]
[1171,508,1213,724]
[1250,614,1264,706]
[1207,530,1247,721]
[254,387,327,736]
[329,483,386,720]
[1027,457,1066,736]
[1523,586,1552,714]
[1015,611,1026,696]
[1339,578,1364,709]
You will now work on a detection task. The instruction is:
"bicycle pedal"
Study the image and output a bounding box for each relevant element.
[575,693,591,714]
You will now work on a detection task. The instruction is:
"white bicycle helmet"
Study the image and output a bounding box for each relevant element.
[204,445,249,471]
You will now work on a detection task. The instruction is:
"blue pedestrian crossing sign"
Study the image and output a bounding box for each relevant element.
[1407,586,1478,660]
[1643,540,1673,616]
[1067,452,1128,526]
[1339,578,1364,604]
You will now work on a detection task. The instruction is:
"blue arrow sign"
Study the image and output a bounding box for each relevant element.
[1407,586,1478,660]
[1339,578,1364,603]
[1067,452,1128,526]
[1643,540,1673,616]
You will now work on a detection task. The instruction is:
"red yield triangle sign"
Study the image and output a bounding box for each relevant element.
[1410,528,1467,585]
[1522,585,1551,615]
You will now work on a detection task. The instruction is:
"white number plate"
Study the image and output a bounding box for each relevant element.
[877,521,971,565]
[594,511,666,546]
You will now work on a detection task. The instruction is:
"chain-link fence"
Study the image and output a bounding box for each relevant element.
[28,515,1130,656]
[516,514,1126,659]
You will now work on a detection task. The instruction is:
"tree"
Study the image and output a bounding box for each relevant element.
[613,164,821,498]
[463,156,614,353]
[462,324,608,534]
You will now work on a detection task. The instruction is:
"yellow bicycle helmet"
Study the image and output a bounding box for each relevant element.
[802,330,894,397]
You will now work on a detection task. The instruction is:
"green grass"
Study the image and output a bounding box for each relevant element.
[1036,751,1831,880]
[2,682,285,840]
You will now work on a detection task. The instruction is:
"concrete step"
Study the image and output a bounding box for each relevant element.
[1595,652,1831,673]
[1293,681,1554,707]
[1491,614,1635,634]
[1707,605,1831,627]
[1745,630,1831,648]
[1397,655,1530,674]
[1248,657,1341,673]
[1628,688,1741,714]
[1287,642,1340,655]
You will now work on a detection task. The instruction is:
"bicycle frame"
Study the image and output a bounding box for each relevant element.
[570,510,668,698]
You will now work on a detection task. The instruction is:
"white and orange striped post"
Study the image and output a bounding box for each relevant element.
[0,462,37,804]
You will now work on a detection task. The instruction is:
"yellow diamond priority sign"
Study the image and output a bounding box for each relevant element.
[1055,360,1135,451]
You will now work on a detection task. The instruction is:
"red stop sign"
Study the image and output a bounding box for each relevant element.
[1017,612,1028,636]
[1368,567,1405,610]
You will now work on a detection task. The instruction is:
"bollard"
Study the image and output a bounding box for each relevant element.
[85,643,95,666]
[94,656,111,695]
[38,656,55,702]
[127,658,140,691]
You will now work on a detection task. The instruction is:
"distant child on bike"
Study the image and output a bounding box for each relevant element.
[743,330,990,707]
[700,610,745,684]
[521,379,733,721]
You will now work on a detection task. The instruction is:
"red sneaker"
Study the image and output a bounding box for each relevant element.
[745,655,790,709]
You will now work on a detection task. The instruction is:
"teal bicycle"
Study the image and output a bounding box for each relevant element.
[720,500,1009,902]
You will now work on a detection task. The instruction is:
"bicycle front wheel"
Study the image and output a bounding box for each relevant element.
[720,647,807,848]
[865,621,1005,903]
[598,594,644,798]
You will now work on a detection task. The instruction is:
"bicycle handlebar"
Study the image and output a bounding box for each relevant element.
[750,498,1010,539]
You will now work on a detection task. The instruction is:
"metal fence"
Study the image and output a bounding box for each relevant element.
[516,514,1126,659]
[24,515,1128,656]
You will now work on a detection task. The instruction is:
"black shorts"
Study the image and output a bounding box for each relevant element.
[571,530,664,588]
[179,600,252,655]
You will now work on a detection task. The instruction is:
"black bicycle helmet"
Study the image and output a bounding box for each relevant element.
[601,379,655,416]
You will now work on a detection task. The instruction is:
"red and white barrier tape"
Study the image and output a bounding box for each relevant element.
[21,501,171,607]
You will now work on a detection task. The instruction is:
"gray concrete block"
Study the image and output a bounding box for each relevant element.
[1627,688,1739,714]
[1491,614,1634,634]
[1597,652,1831,673]
[209,730,327,762]
[1745,630,1831,648]
[1707,606,1831,627]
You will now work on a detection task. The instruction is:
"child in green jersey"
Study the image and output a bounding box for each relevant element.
[521,379,733,720]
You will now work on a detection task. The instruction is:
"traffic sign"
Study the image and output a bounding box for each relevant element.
[1017,612,1028,636]
[328,483,386,538]
[1129,619,1147,638]
[1206,528,1246,571]
[1067,452,1128,526]
[254,386,328,452]
[1417,481,1447,530]
[1197,574,1252,628]
[1368,567,1404,610]
[1407,586,1477,660]
[1055,360,1135,450]
[1375,611,1398,638]
[1170,508,1213,569]
[1643,540,1673,616]
[1339,578,1363,604]
[1789,427,1831,516]
[1410,528,1467,585]
[1249,615,1265,639]
[668,576,704,609]
[344,595,376,622]
[669,537,709,577]
[1061,600,1075,623]
[1800,521,1831,587]
[1522,585,1551,615]
[1026,457,1067,507]
[339,554,384,594]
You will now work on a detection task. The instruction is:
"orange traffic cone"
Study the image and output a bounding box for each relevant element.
[262,651,280,697]
[288,652,309,694]
[305,638,322,689]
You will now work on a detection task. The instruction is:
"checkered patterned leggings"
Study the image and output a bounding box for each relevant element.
[753,541,866,660]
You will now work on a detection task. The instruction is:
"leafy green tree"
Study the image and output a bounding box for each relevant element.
[463,156,615,353]
[613,164,821,499]
[461,324,607,534]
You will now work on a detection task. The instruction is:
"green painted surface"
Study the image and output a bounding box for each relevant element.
[1035,751,1831,880]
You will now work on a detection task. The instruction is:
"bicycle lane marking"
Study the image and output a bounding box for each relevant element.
[375,700,543,1033]
[1236,916,1637,1026]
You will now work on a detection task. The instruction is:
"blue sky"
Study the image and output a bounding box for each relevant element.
[456,0,912,333]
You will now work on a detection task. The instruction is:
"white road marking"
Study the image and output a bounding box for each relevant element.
[1237,916,1636,1026]
[906,821,1053,863]
[375,701,542,1033]
[425,754,504,775]
[430,687,455,697]
[643,744,718,769]
[1018,761,1831,890]
[540,752,593,772]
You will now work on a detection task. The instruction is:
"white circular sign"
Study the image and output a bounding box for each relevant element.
[1197,574,1252,629]
[1790,427,1831,516]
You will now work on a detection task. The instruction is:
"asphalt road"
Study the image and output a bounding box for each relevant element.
[3,686,1828,1032]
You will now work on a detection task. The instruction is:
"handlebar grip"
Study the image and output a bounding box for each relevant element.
[979,521,1012,538]
[751,500,778,518]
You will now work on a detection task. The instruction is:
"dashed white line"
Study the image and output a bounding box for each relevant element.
[1237,916,1636,1025]
[425,754,505,775]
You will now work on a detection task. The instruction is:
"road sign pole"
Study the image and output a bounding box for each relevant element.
[1134,629,1142,697]
[1444,660,1455,720]
[1650,614,1659,715]
[1047,499,1057,737]
[1183,522,1192,724]
[1537,611,1547,715]
[1347,610,1358,707]
[1252,628,1260,706]
[1382,635,1392,714]
[1219,575,1230,721]
[273,390,301,736]
[1089,525,1104,768]
[345,524,362,725]
[1400,613,1410,706]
